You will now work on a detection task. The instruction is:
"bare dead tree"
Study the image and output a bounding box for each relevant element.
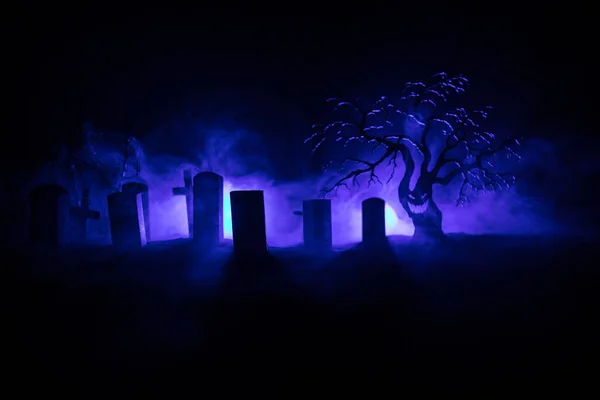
[305,72,522,241]
[73,125,144,190]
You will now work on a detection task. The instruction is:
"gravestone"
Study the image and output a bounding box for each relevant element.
[193,172,223,247]
[70,189,100,242]
[230,190,267,257]
[121,182,151,242]
[29,184,70,246]
[172,169,194,237]
[302,199,332,253]
[107,187,147,250]
[362,197,387,246]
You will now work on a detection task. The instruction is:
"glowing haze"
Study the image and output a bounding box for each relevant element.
[136,125,556,247]
[146,167,414,246]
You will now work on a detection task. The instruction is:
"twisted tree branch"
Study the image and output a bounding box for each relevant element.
[305,72,521,204]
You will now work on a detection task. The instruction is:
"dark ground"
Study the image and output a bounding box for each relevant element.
[6,234,599,391]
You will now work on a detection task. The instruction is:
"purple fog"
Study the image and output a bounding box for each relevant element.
[138,127,556,247]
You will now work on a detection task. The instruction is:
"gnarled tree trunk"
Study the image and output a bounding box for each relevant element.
[398,175,446,243]
[410,199,444,242]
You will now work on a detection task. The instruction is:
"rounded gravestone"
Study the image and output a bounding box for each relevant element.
[362,197,386,246]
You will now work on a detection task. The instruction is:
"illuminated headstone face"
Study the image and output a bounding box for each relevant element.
[362,197,386,246]
[302,199,332,253]
[121,182,151,243]
[230,190,267,258]
[29,184,70,246]
[193,172,224,248]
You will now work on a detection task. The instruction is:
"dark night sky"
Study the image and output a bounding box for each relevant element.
[22,6,593,172]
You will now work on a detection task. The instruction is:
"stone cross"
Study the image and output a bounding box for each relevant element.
[193,172,224,248]
[69,189,100,241]
[172,169,194,237]
[302,199,332,253]
[29,184,71,246]
[230,190,267,258]
[362,197,387,246]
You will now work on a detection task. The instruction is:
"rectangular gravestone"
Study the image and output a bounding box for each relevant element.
[230,190,267,257]
[29,184,71,246]
[70,189,100,242]
[121,182,151,243]
[193,172,223,248]
[107,191,147,250]
[362,197,387,246]
[172,169,194,237]
[302,199,332,253]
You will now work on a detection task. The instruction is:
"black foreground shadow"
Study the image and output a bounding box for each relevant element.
[5,234,600,390]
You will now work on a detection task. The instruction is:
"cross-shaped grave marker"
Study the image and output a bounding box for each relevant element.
[172,169,194,237]
[70,189,100,241]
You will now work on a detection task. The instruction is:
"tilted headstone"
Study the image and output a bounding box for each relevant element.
[172,169,194,237]
[29,184,70,246]
[230,190,267,257]
[193,172,224,247]
[302,199,332,253]
[121,182,151,243]
[107,187,147,250]
[362,197,386,246]
[70,189,100,242]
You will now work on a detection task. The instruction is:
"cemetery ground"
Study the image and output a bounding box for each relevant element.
[7,233,599,389]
